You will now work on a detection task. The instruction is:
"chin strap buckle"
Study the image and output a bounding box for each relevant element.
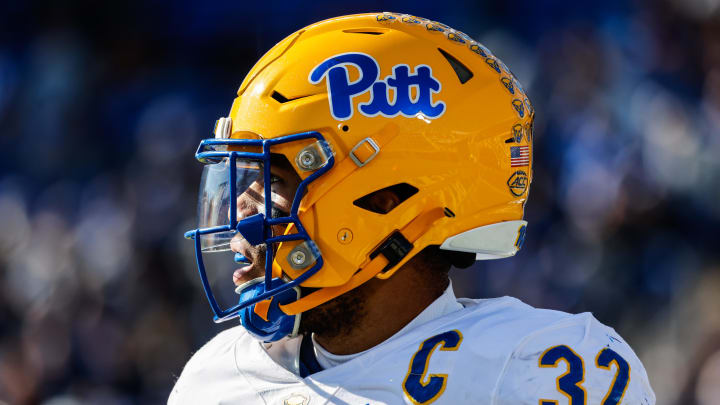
[349,137,380,167]
[370,231,414,273]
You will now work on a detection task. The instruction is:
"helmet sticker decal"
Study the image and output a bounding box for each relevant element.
[524,97,534,117]
[512,98,525,117]
[425,22,446,32]
[376,13,397,23]
[525,121,534,142]
[510,145,529,167]
[401,15,423,24]
[446,31,467,44]
[309,52,446,121]
[507,170,528,196]
[500,77,515,94]
[469,43,489,57]
[512,124,524,143]
[485,57,502,73]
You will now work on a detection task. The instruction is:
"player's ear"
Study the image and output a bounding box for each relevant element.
[354,184,419,215]
[361,189,402,214]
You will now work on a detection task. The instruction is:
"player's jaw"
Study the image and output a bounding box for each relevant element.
[230,235,266,287]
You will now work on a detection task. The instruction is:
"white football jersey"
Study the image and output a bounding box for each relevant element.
[169,296,655,404]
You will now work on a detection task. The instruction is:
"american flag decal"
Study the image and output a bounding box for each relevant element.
[510,146,529,167]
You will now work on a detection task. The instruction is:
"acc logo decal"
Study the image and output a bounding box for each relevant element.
[309,52,446,121]
[507,170,528,196]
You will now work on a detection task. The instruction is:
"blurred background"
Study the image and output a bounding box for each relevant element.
[0,0,718,403]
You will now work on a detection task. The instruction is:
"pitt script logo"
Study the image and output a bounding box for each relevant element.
[309,52,446,121]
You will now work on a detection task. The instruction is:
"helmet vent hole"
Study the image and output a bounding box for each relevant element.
[271,91,291,103]
[437,48,473,84]
[353,183,419,214]
[343,28,387,35]
[271,91,312,104]
[342,125,349,132]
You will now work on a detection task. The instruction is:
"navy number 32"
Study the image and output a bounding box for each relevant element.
[539,345,631,405]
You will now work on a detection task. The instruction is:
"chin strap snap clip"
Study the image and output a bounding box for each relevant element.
[369,231,414,273]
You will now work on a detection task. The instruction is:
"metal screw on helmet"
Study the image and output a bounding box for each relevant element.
[298,150,317,170]
[291,250,306,266]
[289,246,309,269]
[295,142,329,171]
[287,241,320,270]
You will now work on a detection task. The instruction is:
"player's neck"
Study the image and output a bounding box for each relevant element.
[313,265,446,355]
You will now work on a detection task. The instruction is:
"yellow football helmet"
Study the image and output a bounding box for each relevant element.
[185,12,534,340]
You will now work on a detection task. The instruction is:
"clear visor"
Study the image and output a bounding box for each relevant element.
[197,158,262,252]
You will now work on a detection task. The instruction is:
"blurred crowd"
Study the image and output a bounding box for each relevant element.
[1,1,719,404]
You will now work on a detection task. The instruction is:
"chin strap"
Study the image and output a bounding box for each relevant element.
[238,278,302,342]
[278,207,446,316]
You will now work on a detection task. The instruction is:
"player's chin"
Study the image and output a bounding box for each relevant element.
[231,253,267,287]
[246,245,267,275]
[251,259,266,276]
[247,261,267,281]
